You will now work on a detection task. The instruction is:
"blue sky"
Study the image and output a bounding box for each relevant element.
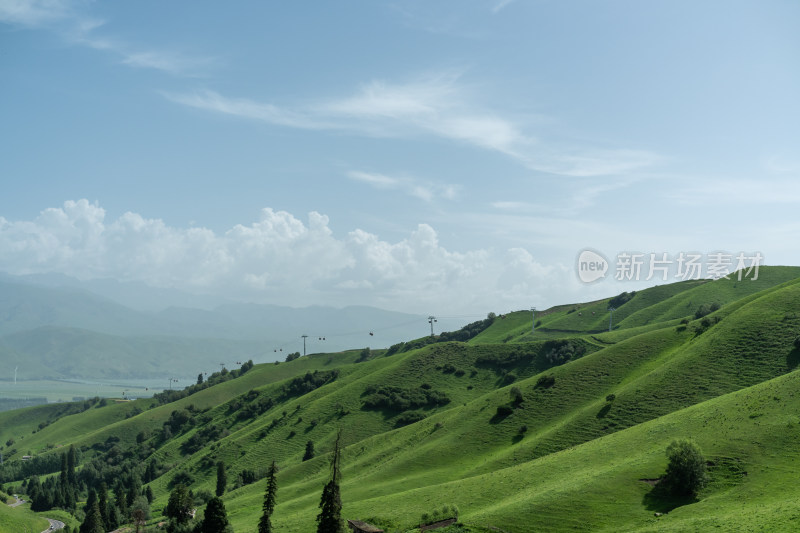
[1,0,798,314]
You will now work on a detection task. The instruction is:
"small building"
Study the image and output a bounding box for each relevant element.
[347,519,384,533]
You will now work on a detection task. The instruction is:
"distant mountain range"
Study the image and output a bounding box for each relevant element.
[0,273,444,380]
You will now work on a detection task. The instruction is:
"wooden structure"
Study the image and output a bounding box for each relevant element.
[347,519,384,533]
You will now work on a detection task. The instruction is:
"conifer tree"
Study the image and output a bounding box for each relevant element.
[201,497,232,533]
[303,440,315,461]
[316,431,344,533]
[258,461,278,533]
[98,482,110,531]
[216,461,227,497]
[79,489,104,533]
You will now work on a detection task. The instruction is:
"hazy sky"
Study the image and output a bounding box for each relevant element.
[1,0,798,314]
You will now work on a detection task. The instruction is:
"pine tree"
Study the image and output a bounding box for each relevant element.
[258,461,278,533]
[80,489,104,533]
[316,431,344,533]
[216,461,227,497]
[67,445,77,486]
[201,497,231,533]
[98,482,110,531]
[303,440,315,461]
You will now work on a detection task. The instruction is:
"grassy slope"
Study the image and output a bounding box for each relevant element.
[0,501,50,533]
[2,267,800,532]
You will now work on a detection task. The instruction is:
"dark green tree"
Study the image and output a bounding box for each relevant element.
[166,483,194,525]
[114,480,128,519]
[79,489,105,533]
[258,461,278,533]
[316,431,344,533]
[98,482,110,531]
[201,497,232,533]
[145,485,154,504]
[662,440,708,497]
[67,444,77,486]
[197,373,204,385]
[216,461,227,497]
[303,440,315,461]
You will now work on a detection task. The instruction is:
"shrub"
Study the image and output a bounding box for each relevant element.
[503,372,517,384]
[536,375,556,388]
[510,386,523,405]
[386,342,405,356]
[356,347,372,363]
[609,291,636,308]
[662,440,708,497]
[395,410,427,427]
[605,393,616,403]
[362,384,449,412]
[519,425,528,434]
[495,405,513,418]
[542,339,586,366]
[695,303,720,319]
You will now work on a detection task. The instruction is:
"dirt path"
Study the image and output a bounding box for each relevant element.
[9,494,25,508]
[41,518,65,531]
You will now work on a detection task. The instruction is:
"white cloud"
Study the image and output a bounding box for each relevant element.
[346,170,457,203]
[346,171,400,188]
[669,177,800,206]
[1,0,211,76]
[0,200,573,314]
[0,0,69,26]
[491,0,517,14]
[167,73,660,178]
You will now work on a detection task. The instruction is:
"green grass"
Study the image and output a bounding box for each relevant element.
[0,500,50,533]
[2,266,800,532]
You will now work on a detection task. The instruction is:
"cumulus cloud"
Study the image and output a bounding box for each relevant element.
[0,200,569,314]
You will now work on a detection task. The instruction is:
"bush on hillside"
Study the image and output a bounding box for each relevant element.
[510,386,523,406]
[495,405,513,418]
[661,440,708,498]
[694,302,721,319]
[356,347,372,363]
[794,336,800,350]
[609,291,636,308]
[543,339,586,366]
[536,375,556,388]
[395,410,428,427]
[282,370,339,399]
[362,385,450,412]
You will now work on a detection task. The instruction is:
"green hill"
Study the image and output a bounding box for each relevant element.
[1,267,800,532]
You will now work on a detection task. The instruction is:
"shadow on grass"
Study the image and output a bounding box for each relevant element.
[786,348,800,370]
[642,481,698,513]
[596,403,611,418]
[511,433,524,444]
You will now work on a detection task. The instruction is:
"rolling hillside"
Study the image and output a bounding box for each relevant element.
[2,266,800,532]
